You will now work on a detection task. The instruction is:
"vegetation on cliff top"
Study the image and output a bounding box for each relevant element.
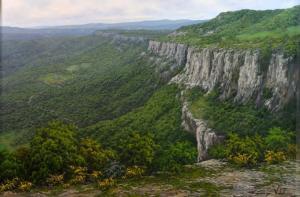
[160,5,300,56]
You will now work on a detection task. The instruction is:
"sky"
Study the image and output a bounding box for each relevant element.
[2,0,299,27]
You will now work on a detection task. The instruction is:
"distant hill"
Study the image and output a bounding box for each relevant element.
[162,5,300,53]
[1,19,206,40]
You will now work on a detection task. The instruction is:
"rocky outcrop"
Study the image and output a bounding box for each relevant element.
[149,40,299,161]
[148,40,188,67]
[148,41,299,111]
[181,101,223,161]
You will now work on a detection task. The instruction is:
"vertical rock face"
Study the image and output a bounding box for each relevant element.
[148,40,299,161]
[148,41,298,111]
[148,40,188,67]
[181,101,223,161]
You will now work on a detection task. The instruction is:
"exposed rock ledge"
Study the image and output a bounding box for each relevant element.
[148,40,299,111]
[181,101,224,162]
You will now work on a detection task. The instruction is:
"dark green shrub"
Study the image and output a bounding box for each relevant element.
[156,141,197,172]
[0,150,19,182]
[265,127,293,152]
[28,121,82,184]
[79,138,116,172]
[208,144,227,159]
[117,132,156,168]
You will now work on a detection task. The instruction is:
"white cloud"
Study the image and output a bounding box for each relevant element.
[2,0,299,27]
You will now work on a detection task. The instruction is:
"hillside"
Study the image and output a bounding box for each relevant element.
[0,33,170,149]
[161,5,300,55]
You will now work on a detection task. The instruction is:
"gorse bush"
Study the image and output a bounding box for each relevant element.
[46,174,64,187]
[98,178,115,191]
[28,121,81,184]
[209,127,295,167]
[225,133,264,167]
[79,138,116,172]
[124,166,145,178]
[264,151,287,164]
[117,132,156,168]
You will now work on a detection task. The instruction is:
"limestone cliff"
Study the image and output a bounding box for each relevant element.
[148,41,299,111]
[181,100,224,161]
[148,40,299,161]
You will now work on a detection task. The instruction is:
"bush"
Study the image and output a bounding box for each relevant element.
[46,174,64,186]
[98,178,115,191]
[69,166,87,185]
[0,150,19,182]
[265,127,293,152]
[103,161,125,178]
[79,138,115,172]
[0,178,19,192]
[264,151,287,164]
[123,166,144,178]
[208,144,227,159]
[156,141,197,172]
[117,132,156,167]
[230,153,257,167]
[225,133,265,167]
[18,181,32,192]
[287,144,296,159]
[28,121,81,184]
[88,171,102,182]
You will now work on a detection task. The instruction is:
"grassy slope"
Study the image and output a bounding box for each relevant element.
[160,5,300,55]
[0,34,165,148]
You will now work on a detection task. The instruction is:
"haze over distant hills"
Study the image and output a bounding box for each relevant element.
[1,19,206,40]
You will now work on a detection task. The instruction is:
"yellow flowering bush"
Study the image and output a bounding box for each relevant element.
[98,178,115,190]
[69,166,88,184]
[264,151,286,164]
[46,174,64,186]
[287,144,296,159]
[18,181,32,192]
[0,178,19,192]
[124,166,144,178]
[89,170,102,181]
[229,153,257,167]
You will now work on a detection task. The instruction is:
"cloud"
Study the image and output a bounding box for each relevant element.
[2,0,299,27]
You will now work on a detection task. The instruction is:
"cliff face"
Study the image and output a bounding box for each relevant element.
[181,101,224,161]
[148,40,299,161]
[148,41,299,111]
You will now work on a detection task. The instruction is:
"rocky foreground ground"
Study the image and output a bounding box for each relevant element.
[2,160,299,197]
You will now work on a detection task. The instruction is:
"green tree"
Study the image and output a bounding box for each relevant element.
[265,127,293,152]
[28,121,82,184]
[79,138,115,172]
[157,141,197,172]
[118,132,156,167]
[0,150,19,182]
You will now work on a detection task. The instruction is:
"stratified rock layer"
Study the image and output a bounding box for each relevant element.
[148,40,299,161]
[148,41,299,111]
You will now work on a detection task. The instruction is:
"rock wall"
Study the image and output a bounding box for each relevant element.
[148,41,299,111]
[148,40,299,161]
[181,101,223,161]
[148,40,188,67]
